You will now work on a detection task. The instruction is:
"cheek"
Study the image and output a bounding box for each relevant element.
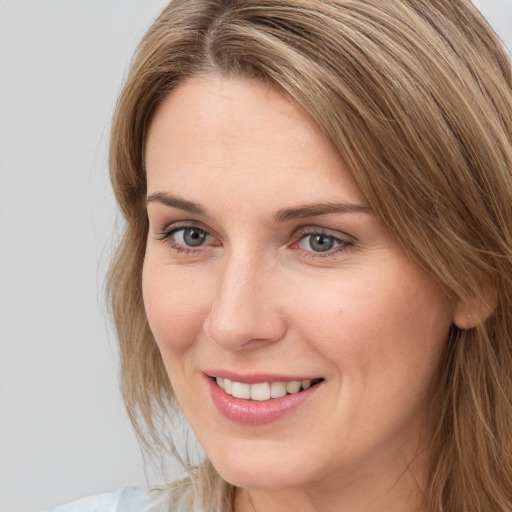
[288,267,452,451]
[291,265,452,382]
[142,257,212,355]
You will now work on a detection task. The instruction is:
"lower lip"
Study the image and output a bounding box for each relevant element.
[207,377,322,425]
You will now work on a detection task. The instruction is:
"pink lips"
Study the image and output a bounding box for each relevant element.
[205,372,323,425]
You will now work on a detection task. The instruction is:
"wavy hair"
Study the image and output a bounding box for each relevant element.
[107,1,512,510]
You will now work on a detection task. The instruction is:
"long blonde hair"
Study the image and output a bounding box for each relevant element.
[108,1,512,510]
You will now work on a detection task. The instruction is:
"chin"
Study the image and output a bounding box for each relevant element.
[208,449,312,490]
[216,466,297,490]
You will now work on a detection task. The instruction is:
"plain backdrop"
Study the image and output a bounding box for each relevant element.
[0,1,511,511]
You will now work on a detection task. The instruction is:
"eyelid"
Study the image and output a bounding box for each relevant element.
[158,219,214,235]
[292,225,356,243]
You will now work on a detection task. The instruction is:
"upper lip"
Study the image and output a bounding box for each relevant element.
[204,370,323,384]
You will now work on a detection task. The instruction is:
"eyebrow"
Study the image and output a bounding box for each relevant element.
[146,191,372,221]
[146,192,208,216]
[273,202,373,222]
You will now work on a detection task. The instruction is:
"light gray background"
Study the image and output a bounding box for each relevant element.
[0,1,510,511]
[0,2,170,511]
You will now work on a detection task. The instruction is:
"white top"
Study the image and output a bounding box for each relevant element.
[43,487,154,512]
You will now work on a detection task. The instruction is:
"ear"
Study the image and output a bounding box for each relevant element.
[452,287,497,329]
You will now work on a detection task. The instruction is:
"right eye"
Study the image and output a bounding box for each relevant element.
[172,227,210,247]
[157,225,218,254]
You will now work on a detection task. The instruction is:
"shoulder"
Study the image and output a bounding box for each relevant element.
[43,487,155,512]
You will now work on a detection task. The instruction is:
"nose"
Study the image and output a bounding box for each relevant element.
[203,253,287,350]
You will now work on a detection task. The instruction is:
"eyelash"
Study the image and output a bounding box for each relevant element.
[155,223,354,259]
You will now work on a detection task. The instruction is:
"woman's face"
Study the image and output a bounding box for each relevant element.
[143,76,455,494]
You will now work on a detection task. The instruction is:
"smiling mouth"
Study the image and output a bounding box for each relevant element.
[213,377,324,402]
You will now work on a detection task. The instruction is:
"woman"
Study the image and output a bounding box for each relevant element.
[50,0,512,511]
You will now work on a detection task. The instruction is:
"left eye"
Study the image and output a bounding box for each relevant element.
[297,233,347,253]
[170,227,212,247]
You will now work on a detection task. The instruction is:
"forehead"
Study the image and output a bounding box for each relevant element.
[145,75,367,208]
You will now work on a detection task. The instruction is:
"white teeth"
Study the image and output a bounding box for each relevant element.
[270,381,287,398]
[286,381,301,394]
[216,377,316,401]
[250,382,271,401]
[231,381,251,399]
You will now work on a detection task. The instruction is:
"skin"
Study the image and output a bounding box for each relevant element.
[143,75,458,512]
